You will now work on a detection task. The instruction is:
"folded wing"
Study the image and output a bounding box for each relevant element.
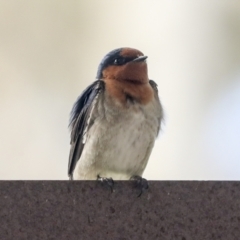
[68,80,104,179]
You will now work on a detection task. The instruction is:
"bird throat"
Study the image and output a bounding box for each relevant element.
[104,78,154,106]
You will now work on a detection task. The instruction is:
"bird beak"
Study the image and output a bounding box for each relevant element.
[132,56,148,62]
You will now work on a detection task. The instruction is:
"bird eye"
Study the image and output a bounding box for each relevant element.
[113,57,125,65]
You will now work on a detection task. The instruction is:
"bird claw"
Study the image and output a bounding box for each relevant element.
[131,175,149,197]
[97,175,114,192]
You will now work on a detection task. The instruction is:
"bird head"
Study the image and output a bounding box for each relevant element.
[96,48,148,84]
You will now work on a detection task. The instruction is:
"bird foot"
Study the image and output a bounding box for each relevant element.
[97,175,114,192]
[131,175,149,197]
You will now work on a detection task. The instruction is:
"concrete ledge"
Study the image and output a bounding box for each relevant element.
[0,181,240,239]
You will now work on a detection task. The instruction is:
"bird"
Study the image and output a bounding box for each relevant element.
[68,47,163,193]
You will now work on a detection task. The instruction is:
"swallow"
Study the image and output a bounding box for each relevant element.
[68,47,163,194]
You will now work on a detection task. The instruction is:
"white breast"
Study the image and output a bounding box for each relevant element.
[73,93,162,180]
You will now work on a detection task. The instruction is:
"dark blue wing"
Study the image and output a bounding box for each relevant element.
[68,80,104,179]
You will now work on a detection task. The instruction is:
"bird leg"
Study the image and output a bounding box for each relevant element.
[97,175,114,192]
[130,175,149,197]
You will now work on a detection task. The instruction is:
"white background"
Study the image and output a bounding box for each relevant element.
[1,1,240,180]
